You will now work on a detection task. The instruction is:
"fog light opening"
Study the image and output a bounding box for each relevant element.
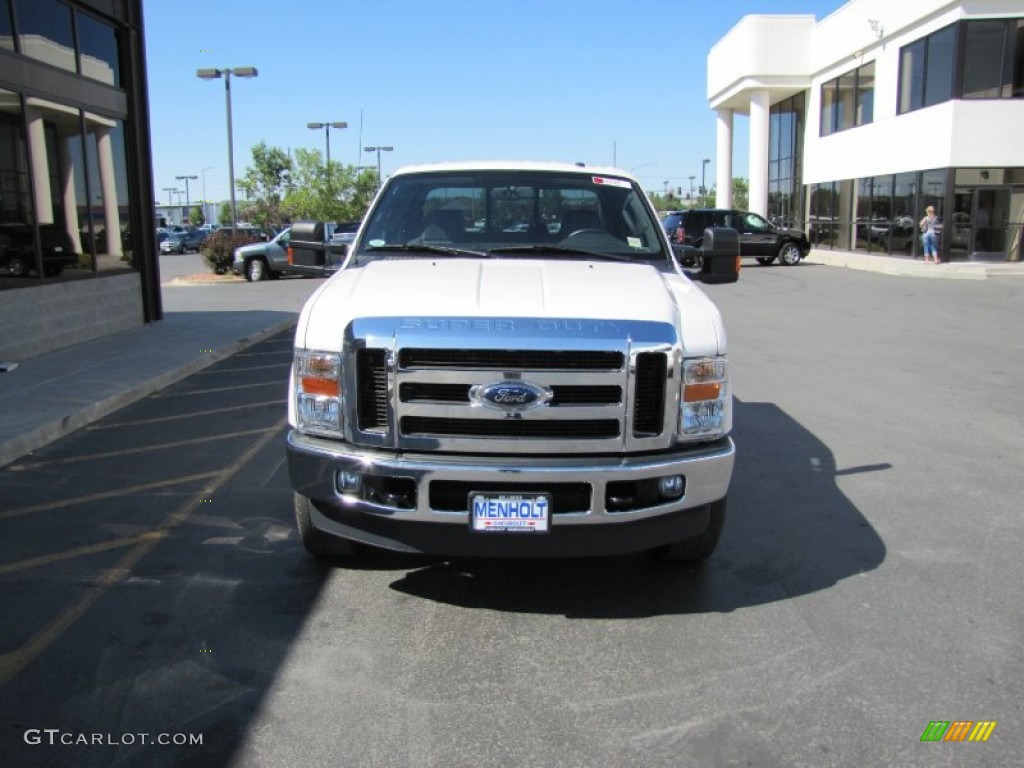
[658,475,684,499]
[337,471,363,493]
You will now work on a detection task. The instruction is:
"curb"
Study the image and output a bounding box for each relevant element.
[0,316,297,469]
[806,250,1024,280]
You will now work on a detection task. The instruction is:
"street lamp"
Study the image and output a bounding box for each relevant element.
[688,176,696,206]
[364,145,393,190]
[175,174,197,211]
[162,186,176,206]
[701,158,710,199]
[308,122,348,189]
[196,66,258,232]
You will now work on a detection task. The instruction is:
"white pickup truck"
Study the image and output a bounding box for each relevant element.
[287,161,738,562]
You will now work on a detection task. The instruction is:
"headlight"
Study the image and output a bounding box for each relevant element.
[294,350,343,436]
[679,356,729,440]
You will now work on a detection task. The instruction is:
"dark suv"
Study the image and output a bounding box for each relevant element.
[0,223,79,277]
[662,209,810,266]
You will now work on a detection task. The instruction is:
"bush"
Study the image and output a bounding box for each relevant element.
[200,230,262,274]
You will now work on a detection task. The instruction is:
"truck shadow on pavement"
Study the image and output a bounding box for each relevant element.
[388,397,889,618]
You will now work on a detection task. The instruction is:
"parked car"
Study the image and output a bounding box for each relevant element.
[159,229,204,254]
[231,227,292,281]
[0,223,79,277]
[662,208,810,266]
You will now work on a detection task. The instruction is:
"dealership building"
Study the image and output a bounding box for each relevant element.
[0,0,158,361]
[708,0,1023,262]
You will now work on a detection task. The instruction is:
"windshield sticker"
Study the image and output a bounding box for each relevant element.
[592,176,631,189]
[368,239,386,248]
[627,237,642,248]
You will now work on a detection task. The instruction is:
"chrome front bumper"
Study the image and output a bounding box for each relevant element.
[289,431,733,522]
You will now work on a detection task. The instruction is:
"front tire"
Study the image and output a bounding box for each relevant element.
[245,258,267,282]
[655,498,727,562]
[294,493,360,559]
[777,242,802,266]
[6,254,29,276]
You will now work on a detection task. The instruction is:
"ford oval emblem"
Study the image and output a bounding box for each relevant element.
[470,380,551,411]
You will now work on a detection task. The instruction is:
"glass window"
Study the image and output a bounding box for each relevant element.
[83,115,132,272]
[899,39,926,113]
[855,178,873,252]
[16,0,75,73]
[892,173,917,256]
[76,10,120,87]
[0,0,14,51]
[820,80,835,136]
[0,88,36,284]
[963,21,1007,98]
[837,71,856,131]
[856,62,874,125]
[1011,20,1024,97]
[925,25,956,107]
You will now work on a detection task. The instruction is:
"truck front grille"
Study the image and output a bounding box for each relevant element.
[401,417,620,440]
[356,349,389,431]
[399,349,623,370]
[347,320,677,454]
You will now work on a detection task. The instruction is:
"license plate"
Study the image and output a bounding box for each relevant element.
[54,246,63,252]
[470,493,550,533]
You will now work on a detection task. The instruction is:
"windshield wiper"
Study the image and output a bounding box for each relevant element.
[487,245,635,262]
[366,243,492,258]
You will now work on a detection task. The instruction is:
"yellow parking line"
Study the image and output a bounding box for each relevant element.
[0,533,159,575]
[88,400,285,429]
[0,472,221,520]
[0,418,285,688]
[14,428,276,468]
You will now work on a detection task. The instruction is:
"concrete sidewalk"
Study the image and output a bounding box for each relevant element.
[0,309,297,468]
[806,248,1024,279]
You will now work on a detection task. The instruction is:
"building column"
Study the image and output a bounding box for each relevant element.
[715,108,733,209]
[95,126,122,257]
[748,89,770,216]
[25,107,54,224]
[60,133,83,254]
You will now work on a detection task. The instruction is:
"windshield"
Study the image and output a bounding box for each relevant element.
[350,170,670,266]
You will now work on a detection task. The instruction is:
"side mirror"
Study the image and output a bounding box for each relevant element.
[698,227,740,283]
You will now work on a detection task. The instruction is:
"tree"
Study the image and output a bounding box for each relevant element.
[236,142,293,229]
[732,177,749,210]
[282,147,377,223]
[189,205,205,227]
[218,201,233,227]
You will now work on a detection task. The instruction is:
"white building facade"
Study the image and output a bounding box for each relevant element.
[708,0,1024,261]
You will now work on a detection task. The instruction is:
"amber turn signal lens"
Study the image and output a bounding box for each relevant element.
[683,382,721,402]
[300,377,339,397]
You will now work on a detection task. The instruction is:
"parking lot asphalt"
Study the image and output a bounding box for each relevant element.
[1,257,1021,767]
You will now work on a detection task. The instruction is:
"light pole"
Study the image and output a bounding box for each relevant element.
[201,166,213,225]
[175,174,197,214]
[364,145,393,190]
[197,66,258,232]
[688,176,696,207]
[162,187,176,206]
[701,158,710,201]
[308,122,348,193]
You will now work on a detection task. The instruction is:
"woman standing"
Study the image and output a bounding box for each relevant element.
[919,205,940,263]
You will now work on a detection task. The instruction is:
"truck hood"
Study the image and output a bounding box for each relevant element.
[298,258,724,355]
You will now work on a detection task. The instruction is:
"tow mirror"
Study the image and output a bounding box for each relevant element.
[698,227,740,284]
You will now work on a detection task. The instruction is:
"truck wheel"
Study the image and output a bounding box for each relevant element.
[777,242,802,266]
[245,258,267,282]
[755,256,776,265]
[7,254,29,276]
[655,497,727,562]
[294,493,360,559]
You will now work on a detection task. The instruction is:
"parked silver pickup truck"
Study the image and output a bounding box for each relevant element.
[231,227,291,281]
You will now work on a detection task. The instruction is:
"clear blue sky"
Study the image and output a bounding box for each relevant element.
[144,0,843,204]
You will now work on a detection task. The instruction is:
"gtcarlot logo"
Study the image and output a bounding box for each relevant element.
[24,729,203,747]
[920,721,997,742]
